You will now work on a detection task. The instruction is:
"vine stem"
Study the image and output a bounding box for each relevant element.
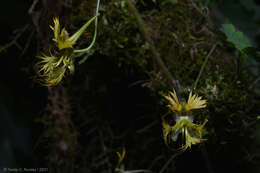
[193,43,218,90]
[126,0,179,93]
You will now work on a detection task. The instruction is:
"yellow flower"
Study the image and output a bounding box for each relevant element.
[162,89,208,151]
[50,15,98,50]
[36,3,100,87]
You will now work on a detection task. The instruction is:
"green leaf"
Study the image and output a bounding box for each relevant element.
[220,24,251,52]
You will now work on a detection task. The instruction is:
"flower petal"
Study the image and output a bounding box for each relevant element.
[185,91,207,111]
[164,89,182,112]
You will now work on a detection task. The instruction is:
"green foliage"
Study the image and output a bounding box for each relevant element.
[210,0,260,47]
[220,23,251,51]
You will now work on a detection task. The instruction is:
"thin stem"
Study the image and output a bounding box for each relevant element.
[249,76,260,89]
[192,43,217,173]
[73,0,100,53]
[126,0,179,93]
[193,43,218,90]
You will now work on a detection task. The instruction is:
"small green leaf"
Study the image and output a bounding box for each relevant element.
[220,24,251,52]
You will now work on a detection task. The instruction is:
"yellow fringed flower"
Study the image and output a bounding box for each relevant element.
[36,54,74,86]
[162,89,208,151]
[36,14,99,86]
